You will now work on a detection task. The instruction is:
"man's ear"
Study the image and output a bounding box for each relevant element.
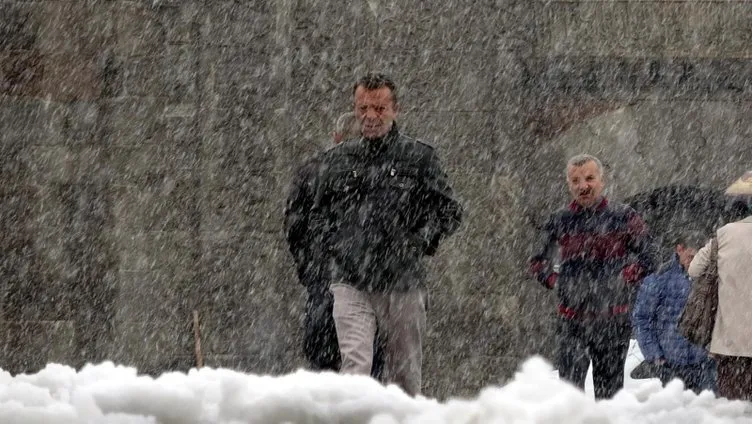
[393,102,400,114]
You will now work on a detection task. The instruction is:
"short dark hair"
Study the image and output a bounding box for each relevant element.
[673,230,707,249]
[353,73,398,104]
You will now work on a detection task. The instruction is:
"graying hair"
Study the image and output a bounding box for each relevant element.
[566,154,604,177]
[335,112,359,138]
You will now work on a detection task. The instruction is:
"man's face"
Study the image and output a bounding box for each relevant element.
[567,160,605,208]
[354,86,399,139]
[676,244,698,270]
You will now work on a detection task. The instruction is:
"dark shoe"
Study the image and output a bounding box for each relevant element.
[630,360,662,379]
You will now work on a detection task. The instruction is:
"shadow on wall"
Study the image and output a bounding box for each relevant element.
[625,184,750,262]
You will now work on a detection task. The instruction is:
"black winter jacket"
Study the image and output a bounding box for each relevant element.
[285,124,462,292]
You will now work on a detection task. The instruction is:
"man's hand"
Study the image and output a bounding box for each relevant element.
[653,358,666,366]
[545,272,558,289]
[529,259,557,289]
[529,259,547,276]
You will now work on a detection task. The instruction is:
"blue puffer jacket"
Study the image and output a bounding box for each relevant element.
[632,254,709,365]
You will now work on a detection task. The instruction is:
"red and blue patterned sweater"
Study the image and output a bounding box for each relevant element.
[530,198,659,320]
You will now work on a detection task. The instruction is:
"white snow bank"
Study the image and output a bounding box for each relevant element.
[0,354,749,424]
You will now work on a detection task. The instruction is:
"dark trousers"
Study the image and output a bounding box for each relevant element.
[715,355,752,401]
[658,359,716,394]
[556,318,631,399]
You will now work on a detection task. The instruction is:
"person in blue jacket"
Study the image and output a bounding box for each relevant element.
[632,232,716,394]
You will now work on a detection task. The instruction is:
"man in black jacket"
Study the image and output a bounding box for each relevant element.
[287,73,462,396]
[285,152,340,371]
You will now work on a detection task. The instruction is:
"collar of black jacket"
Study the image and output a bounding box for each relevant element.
[360,122,399,154]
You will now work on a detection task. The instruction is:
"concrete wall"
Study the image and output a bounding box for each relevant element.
[0,0,750,398]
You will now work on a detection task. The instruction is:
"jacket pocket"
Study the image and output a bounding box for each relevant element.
[331,171,361,192]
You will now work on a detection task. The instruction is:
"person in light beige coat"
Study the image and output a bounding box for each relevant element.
[688,213,752,401]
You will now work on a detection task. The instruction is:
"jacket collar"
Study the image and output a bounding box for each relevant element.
[655,253,686,278]
[568,197,608,213]
[668,253,685,274]
[360,122,399,154]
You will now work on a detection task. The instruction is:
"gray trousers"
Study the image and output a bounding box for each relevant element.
[330,283,426,396]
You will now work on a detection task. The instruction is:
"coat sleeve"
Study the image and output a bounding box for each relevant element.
[284,159,319,272]
[688,237,713,280]
[417,149,463,255]
[528,214,558,288]
[631,274,665,361]
[626,209,659,276]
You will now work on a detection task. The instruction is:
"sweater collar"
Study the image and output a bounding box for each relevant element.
[670,253,696,279]
[669,253,685,274]
[568,197,608,213]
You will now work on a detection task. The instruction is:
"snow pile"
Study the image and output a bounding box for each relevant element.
[0,355,750,424]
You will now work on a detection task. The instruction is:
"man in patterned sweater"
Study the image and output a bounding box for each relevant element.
[529,154,658,399]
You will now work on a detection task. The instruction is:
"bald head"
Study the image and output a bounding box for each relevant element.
[334,112,361,144]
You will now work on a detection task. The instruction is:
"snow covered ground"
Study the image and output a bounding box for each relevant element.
[0,342,750,424]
